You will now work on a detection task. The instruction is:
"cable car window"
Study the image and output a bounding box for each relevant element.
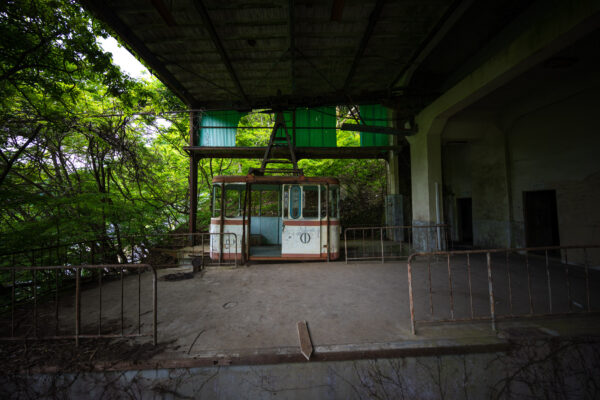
[320,186,327,217]
[212,185,221,217]
[303,186,319,219]
[290,186,301,219]
[329,187,339,218]
[251,189,260,216]
[283,186,289,217]
[261,190,280,217]
[225,184,244,218]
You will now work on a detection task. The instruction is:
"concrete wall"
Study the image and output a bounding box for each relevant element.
[508,87,600,248]
[442,117,511,248]
[407,0,600,252]
[4,338,600,399]
[441,86,600,251]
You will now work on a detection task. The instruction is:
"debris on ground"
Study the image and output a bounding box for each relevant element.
[0,338,168,373]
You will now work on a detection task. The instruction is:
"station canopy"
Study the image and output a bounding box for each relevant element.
[82,0,536,115]
[81,0,457,109]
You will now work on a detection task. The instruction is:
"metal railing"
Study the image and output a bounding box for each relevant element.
[344,224,449,263]
[0,232,239,346]
[0,264,156,346]
[406,245,600,334]
[0,232,239,271]
[155,232,239,268]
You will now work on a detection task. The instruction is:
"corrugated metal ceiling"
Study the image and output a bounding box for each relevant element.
[82,0,454,110]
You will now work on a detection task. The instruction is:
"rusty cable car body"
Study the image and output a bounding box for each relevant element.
[209,111,341,262]
[210,175,340,261]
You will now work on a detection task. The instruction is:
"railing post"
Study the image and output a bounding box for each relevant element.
[138,265,141,335]
[380,228,384,264]
[565,249,572,312]
[545,250,552,313]
[344,229,348,264]
[407,258,416,335]
[98,267,103,335]
[153,266,158,346]
[447,254,454,320]
[467,254,473,319]
[120,267,124,336]
[11,264,15,337]
[584,248,591,312]
[506,250,513,316]
[75,267,81,347]
[525,252,534,314]
[33,268,37,337]
[486,252,496,331]
[235,233,238,267]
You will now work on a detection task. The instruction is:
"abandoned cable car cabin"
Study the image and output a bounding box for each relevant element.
[210,175,340,261]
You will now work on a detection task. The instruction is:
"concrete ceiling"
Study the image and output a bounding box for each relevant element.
[81,0,537,111]
[449,27,600,120]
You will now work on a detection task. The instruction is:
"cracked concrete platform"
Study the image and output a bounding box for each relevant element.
[19,257,600,368]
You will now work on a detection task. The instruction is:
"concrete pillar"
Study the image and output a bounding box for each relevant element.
[407,116,446,251]
[402,0,600,251]
[385,111,405,242]
[385,194,403,241]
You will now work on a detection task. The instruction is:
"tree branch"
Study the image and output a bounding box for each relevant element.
[0,125,43,186]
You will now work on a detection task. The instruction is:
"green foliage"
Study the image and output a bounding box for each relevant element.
[0,0,190,254]
[0,0,388,259]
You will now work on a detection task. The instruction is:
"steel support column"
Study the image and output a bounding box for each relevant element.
[189,112,200,241]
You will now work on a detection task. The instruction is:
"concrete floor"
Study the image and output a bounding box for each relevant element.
[11,255,600,363]
[156,262,409,355]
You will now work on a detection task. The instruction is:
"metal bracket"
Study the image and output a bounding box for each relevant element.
[249,111,303,176]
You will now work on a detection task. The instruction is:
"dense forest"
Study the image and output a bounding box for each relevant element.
[0,0,388,257]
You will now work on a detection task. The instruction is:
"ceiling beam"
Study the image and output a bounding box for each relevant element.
[193,88,395,111]
[184,146,401,160]
[330,0,345,22]
[340,123,415,136]
[389,0,474,89]
[193,0,250,105]
[151,0,177,26]
[342,0,385,92]
[81,0,198,106]
[288,0,296,94]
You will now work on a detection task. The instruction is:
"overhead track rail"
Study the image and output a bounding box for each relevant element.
[183,146,400,160]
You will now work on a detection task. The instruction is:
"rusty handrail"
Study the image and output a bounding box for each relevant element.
[406,244,600,335]
[0,232,214,257]
[0,231,240,348]
[0,232,239,268]
[344,224,450,263]
[0,263,157,346]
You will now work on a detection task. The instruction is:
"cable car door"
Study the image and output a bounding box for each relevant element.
[282,184,321,257]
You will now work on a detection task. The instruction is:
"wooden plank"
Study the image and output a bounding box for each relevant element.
[297,321,313,360]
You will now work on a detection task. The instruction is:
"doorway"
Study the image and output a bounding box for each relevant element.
[249,186,282,258]
[523,190,560,249]
[456,198,473,244]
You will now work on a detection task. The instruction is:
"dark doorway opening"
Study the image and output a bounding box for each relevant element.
[523,190,560,251]
[457,198,473,245]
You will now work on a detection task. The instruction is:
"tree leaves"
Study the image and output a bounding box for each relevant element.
[0,0,388,256]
